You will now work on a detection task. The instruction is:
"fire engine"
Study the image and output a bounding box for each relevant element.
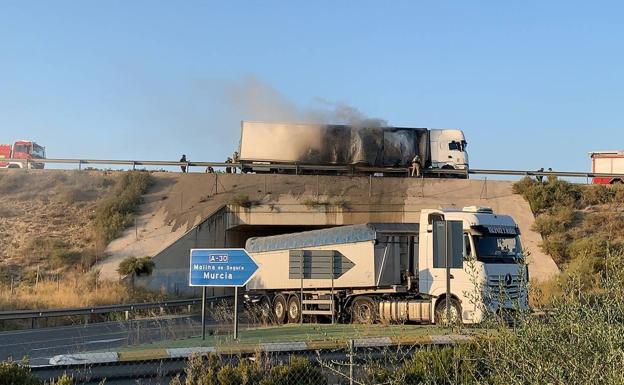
[590,151,624,184]
[0,140,46,169]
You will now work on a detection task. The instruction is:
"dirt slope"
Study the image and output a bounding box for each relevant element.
[0,170,115,280]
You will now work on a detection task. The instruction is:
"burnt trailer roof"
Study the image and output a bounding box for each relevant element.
[245,223,420,253]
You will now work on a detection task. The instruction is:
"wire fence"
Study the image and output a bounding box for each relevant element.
[28,343,464,385]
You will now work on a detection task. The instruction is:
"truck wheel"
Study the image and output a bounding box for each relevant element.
[287,295,301,323]
[273,294,287,324]
[435,298,462,325]
[351,297,377,324]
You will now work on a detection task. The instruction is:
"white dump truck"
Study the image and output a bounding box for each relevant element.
[238,121,468,176]
[244,206,528,324]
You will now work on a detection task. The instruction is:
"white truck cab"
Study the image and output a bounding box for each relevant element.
[429,129,469,170]
[419,206,528,323]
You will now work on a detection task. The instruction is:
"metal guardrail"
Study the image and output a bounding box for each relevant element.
[0,297,229,321]
[3,157,624,179]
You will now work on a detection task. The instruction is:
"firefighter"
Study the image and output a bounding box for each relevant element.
[180,155,187,173]
[410,155,421,177]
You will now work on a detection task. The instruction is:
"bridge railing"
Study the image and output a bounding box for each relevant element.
[3,157,624,180]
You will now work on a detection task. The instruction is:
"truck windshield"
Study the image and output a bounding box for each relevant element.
[32,144,45,158]
[448,140,467,151]
[473,235,522,264]
[14,144,30,154]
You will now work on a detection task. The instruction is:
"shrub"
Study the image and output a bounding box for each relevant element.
[260,357,326,385]
[582,184,617,206]
[0,360,40,385]
[512,177,581,213]
[20,237,81,268]
[172,354,263,385]
[117,256,155,276]
[539,233,570,265]
[397,346,483,385]
[477,252,624,384]
[531,207,575,236]
[93,172,153,245]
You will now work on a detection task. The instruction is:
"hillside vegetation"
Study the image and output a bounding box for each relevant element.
[0,170,156,310]
[513,177,624,295]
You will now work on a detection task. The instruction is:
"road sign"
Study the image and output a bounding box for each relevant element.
[189,248,258,287]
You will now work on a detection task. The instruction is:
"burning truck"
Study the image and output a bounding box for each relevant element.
[238,121,468,176]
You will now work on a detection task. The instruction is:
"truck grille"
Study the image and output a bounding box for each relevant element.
[486,275,522,301]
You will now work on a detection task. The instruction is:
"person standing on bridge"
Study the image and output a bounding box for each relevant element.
[232,151,239,174]
[411,155,422,177]
[225,157,232,173]
[180,155,188,173]
[536,167,544,183]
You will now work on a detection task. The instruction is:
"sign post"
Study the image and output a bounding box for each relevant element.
[189,249,258,340]
[432,220,464,324]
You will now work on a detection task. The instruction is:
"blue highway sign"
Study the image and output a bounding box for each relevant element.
[189,249,259,287]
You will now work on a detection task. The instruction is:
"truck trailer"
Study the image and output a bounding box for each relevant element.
[244,206,528,325]
[0,140,46,169]
[238,121,468,176]
[590,151,624,184]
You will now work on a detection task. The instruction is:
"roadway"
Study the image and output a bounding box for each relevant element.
[0,315,223,366]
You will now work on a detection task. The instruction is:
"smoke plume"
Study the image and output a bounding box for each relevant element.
[220,75,388,127]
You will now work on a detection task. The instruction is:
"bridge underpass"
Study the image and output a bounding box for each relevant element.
[112,173,559,295]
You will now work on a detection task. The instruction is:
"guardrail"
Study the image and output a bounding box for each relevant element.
[3,157,624,180]
[0,297,229,325]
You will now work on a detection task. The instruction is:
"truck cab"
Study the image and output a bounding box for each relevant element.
[429,129,469,172]
[418,206,528,323]
[0,140,46,169]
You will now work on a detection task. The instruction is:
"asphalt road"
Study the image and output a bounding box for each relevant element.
[0,315,225,366]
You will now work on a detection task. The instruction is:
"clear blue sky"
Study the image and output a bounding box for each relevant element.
[1,1,622,171]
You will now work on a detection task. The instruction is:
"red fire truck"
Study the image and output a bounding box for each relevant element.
[590,151,624,184]
[0,140,46,169]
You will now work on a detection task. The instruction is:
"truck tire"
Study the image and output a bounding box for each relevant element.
[287,295,301,323]
[273,294,287,324]
[351,297,377,324]
[435,298,462,325]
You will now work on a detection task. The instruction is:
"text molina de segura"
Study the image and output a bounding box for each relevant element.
[193,264,246,280]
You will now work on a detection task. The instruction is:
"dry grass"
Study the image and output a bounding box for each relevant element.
[0,271,158,310]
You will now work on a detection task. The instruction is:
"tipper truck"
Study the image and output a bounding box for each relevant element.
[0,140,46,169]
[244,206,528,325]
[238,121,468,176]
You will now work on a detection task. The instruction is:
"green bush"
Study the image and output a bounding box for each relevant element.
[540,233,570,265]
[0,360,40,385]
[398,346,483,385]
[260,357,326,385]
[20,236,83,268]
[171,354,263,385]
[93,172,153,245]
[512,177,581,213]
[47,375,73,385]
[582,184,617,206]
[531,207,575,236]
[117,256,155,276]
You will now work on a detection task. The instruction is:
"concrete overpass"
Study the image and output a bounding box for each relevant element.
[97,173,558,295]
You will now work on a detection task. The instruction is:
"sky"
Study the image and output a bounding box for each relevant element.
[0,1,622,172]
